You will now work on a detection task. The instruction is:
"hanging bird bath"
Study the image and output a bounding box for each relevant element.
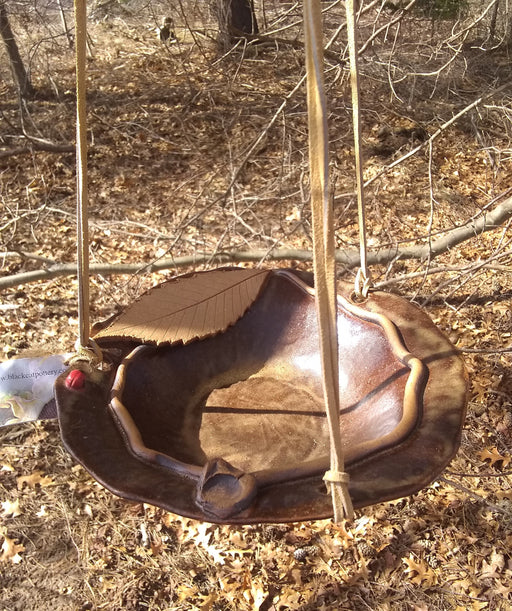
[55,268,467,523]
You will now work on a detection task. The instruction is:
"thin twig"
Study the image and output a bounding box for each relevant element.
[446,469,512,478]
[0,139,74,158]
[364,81,512,189]
[0,251,57,265]
[459,346,512,354]
[439,476,511,516]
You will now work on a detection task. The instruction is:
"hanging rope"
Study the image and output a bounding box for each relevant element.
[345,0,371,299]
[303,0,354,522]
[72,0,102,366]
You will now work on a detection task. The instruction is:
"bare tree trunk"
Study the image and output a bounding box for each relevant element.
[0,0,34,98]
[214,0,259,51]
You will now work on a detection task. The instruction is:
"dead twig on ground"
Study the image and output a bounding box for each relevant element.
[364,81,512,189]
[0,139,74,158]
[2,195,511,290]
[439,476,512,517]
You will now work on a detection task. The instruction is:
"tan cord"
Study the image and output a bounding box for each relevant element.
[73,0,101,364]
[303,0,353,522]
[67,338,103,369]
[345,0,371,299]
[74,0,89,348]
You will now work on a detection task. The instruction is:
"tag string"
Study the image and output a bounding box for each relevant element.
[73,0,102,366]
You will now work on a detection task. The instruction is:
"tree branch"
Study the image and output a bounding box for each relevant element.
[365,81,512,189]
[439,476,512,517]
[0,137,74,158]
[1,196,511,291]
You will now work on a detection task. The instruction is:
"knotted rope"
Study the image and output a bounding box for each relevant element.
[303,0,354,522]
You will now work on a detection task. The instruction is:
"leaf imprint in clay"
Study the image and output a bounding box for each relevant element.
[94,268,270,345]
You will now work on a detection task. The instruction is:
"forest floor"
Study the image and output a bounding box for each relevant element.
[1,6,512,610]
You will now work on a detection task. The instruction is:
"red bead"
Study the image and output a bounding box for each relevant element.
[65,369,86,391]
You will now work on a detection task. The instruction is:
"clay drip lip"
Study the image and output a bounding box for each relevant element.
[107,270,426,489]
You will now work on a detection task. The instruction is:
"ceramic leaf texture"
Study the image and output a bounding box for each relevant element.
[94,268,270,345]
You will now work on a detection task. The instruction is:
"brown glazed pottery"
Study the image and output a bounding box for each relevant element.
[55,268,468,523]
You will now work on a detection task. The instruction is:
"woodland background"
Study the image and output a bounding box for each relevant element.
[1,0,512,609]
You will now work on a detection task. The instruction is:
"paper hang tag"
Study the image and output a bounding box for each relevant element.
[0,354,70,426]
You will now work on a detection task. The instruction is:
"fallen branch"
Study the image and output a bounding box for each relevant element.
[235,31,344,64]
[365,80,512,188]
[23,137,74,154]
[0,146,32,159]
[1,196,511,291]
[439,476,511,516]
[0,250,56,265]
[374,251,512,290]
[460,346,512,354]
[0,94,75,159]
[0,137,74,158]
